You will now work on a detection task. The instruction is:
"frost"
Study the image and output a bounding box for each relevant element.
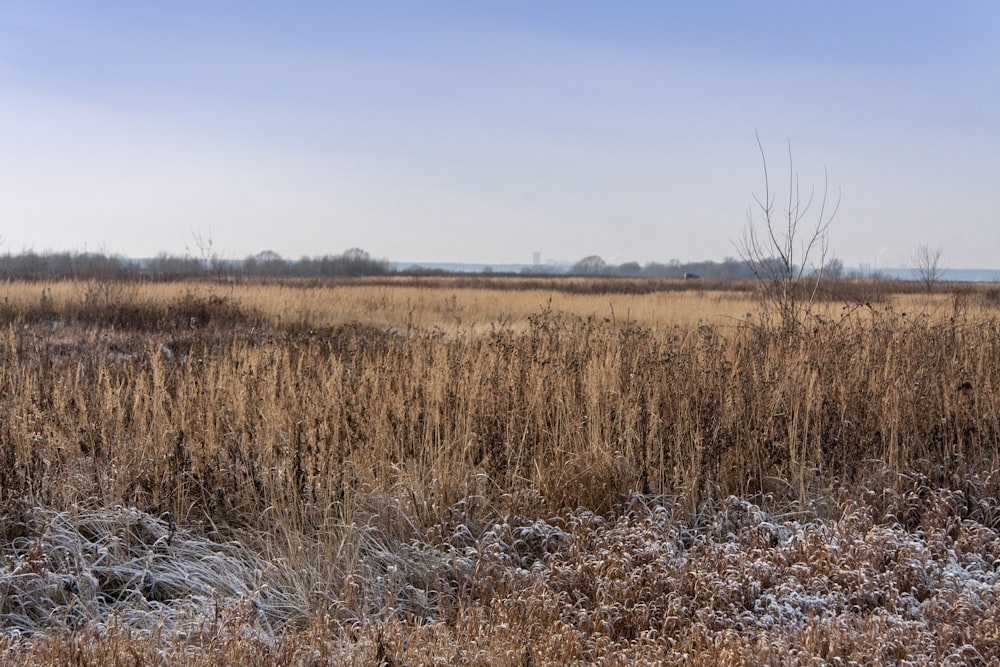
[476,492,1000,660]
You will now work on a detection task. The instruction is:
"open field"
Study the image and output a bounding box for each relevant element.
[2,276,1000,664]
[2,274,998,331]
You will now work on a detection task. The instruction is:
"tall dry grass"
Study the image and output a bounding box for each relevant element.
[2,292,996,516]
[2,276,1000,663]
[4,275,994,332]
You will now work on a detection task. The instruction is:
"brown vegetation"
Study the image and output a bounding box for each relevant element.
[1,276,999,664]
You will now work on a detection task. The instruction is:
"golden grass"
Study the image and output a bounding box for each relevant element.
[3,276,996,332]
[1,275,1000,664]
[2,277,759,330]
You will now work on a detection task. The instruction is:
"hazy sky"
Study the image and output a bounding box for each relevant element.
[2,2,999,268]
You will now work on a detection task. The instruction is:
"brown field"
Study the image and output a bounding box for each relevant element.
[2,275,1000,664]
[2,274,994,330]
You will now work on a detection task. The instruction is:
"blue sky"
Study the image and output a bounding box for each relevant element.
[2,2,999,268]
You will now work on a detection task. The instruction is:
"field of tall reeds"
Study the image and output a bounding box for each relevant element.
[2,275,1000,664]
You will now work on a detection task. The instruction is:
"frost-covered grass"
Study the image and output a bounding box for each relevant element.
[483,489,1000,664]
[3,483,1000,665]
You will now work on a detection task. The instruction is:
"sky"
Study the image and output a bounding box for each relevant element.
[1,2,999,269]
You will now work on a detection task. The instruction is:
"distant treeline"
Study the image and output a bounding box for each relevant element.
[0,248,857,282]
[556,255,758,279]
[0,248,392,280]
[554,255,849,280]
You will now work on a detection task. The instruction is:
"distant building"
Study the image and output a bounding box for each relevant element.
[532,252,541,266]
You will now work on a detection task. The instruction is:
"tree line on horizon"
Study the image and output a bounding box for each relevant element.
[0,247,392,280]
[556,254,848,280]
[0,247,863,282]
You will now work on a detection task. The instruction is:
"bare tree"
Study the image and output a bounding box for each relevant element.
[186,227,216,272]
[736,132,841,331]
[186,228,230,281]
[571,255,607,275]
[817,257,844,280]
[911,243,943,293]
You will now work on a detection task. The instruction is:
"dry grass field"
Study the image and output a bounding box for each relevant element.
[2,275,1000,664]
